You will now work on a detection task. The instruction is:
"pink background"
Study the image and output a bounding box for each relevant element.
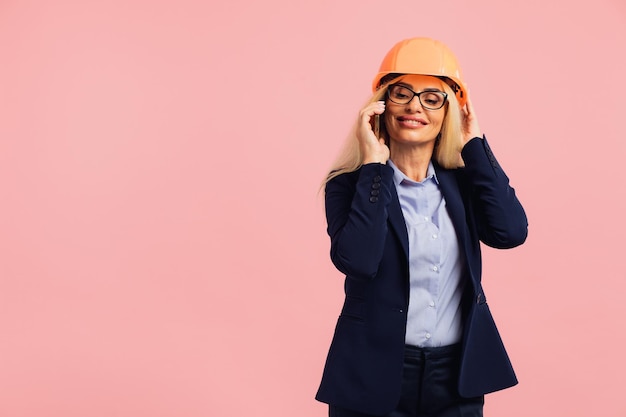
[1,0,625,416]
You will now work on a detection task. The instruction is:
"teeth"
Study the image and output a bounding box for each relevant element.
[402,119,423,125]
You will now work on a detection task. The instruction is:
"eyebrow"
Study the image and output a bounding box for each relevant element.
[395,83,444,93]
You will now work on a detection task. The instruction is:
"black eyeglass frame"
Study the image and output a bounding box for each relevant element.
[386,84,448,110]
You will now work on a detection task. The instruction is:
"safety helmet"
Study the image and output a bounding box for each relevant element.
[372,37,468,107]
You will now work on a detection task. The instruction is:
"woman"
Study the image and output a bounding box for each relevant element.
[315,38,528,417]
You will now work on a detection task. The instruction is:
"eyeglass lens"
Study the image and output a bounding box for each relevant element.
[388,85,446,110]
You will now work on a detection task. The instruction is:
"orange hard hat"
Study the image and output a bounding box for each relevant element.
[372,37,468,107]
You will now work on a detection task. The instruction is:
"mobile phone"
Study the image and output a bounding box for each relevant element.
[374,114,380,138]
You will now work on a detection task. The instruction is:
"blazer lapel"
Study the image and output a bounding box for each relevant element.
[387,184,409,259]
[433,165,469,259]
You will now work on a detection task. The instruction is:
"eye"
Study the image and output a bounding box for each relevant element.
[390,86,412,100]
[422,92,444,107]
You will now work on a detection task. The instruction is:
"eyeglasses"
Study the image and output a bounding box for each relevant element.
[386,84,448,110]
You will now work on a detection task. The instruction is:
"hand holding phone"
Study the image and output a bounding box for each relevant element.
[359,101,389,164]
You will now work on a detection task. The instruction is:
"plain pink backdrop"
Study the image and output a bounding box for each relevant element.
[1,0,625,416]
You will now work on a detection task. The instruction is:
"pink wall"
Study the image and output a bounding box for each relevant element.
[1,0,625,415]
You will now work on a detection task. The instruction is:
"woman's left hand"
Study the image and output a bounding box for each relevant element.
[461,95,482,145]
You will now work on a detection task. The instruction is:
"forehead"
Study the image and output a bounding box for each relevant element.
[394,74,444,90]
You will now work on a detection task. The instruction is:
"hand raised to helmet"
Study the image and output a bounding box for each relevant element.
[461,95,482,145]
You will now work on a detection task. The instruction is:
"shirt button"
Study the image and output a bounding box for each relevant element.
[432,266,439,272]
[425,333,431,339]
[424,216,429,221]
[432,234,438,239]
[429,301,435,308]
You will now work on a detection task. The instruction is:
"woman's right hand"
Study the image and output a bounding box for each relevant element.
[357,101,389,164]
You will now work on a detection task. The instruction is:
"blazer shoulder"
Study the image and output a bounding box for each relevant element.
[328,168,362,184]
[326,164,395,195]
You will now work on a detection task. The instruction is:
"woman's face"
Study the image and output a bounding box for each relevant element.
[383,74,446,148]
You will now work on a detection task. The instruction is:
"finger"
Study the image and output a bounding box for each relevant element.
[361,101,385,118]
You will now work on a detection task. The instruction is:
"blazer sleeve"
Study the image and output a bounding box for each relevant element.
[460,136,528,249]
[325,163,395,279]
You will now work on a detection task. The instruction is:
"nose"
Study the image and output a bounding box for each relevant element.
[406,95,424,113]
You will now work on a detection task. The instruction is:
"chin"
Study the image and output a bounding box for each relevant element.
[391,134,438,146]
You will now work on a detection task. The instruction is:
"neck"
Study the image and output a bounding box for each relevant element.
[390,142,435,182]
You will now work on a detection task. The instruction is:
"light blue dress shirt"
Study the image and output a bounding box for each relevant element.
[388,159,466,347]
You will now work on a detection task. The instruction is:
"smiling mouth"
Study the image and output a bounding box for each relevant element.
[398,117,427,126]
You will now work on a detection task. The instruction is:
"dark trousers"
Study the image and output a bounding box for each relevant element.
[329,344,484,417]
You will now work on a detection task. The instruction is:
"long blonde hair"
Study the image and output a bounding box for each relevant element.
[324,80,464,184]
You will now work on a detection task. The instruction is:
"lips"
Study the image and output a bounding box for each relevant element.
[397,116,428,127]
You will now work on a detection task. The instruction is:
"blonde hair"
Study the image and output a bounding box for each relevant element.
[324,79,464,185]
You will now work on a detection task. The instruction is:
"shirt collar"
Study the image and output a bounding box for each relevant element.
[387,159,439,186]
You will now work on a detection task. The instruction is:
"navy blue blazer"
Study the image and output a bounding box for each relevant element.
[315,137,528,415]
